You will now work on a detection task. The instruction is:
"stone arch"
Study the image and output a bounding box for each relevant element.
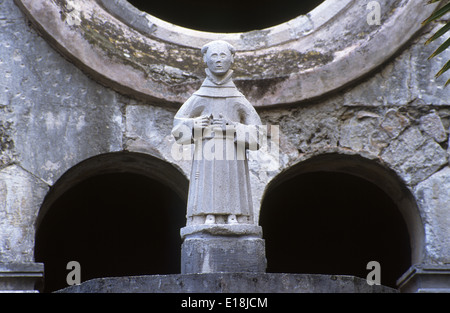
[34,152,188,292]
[16,0,439,106]
[260,153,424,288]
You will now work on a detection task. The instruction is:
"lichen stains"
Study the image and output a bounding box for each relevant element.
[0,121,15,166]
[54,0,332,91]
[57,0,81,26]
[75,11,204,85]
[234,49,334,78]
[235,77,289,100]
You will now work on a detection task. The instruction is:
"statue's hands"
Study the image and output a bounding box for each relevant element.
[211,114,235,131]
[193,115,211,131]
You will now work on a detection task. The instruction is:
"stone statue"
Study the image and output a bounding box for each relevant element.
[172,40,262,226]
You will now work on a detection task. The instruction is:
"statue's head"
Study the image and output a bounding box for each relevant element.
[201,40,236,76]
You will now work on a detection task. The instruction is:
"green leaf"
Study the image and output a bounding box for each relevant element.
[425,21,450,44]
[425,1,450,87]
[435,59,450,78]
[428,36,450,59]
[422,2,450,25]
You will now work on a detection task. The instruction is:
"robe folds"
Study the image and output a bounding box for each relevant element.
[172,70,263,221]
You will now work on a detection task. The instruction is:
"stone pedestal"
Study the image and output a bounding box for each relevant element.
[180,225,267,274]
[397,264,450,293]
[0,262,44,293]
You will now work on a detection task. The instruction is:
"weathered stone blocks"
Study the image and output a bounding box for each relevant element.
[0,165,48,263]
[1,0,124,185]
[419,111,447,143]
[381,128,447,186]
[414,167,450,264]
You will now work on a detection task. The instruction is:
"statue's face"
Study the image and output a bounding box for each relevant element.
[204,43,233,76]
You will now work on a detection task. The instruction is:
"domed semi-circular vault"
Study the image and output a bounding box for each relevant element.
[14,0,438,107]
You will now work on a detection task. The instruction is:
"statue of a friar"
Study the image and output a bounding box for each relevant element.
[172,40,263,227]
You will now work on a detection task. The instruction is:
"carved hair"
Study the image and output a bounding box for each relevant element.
[201,40,236,56]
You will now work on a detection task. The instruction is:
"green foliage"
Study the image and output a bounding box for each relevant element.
[423,0,450,86]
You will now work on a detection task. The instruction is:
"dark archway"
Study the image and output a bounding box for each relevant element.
[127,0,325,32]
[260,154,421,289]
[35,153,188,292]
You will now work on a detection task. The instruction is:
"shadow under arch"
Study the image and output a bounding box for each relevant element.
[35,152,188,292]
[260,153,424,289]
[127,0,325,33]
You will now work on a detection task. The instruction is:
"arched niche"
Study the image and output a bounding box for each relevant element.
[260,153,424,289]
[15,0,438,107]
[35,152,188,292]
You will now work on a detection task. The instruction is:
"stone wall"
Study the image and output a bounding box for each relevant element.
[0,0,449,291]
[257,21,450,266]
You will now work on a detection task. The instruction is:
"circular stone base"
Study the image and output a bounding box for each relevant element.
[56,273,397,293]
